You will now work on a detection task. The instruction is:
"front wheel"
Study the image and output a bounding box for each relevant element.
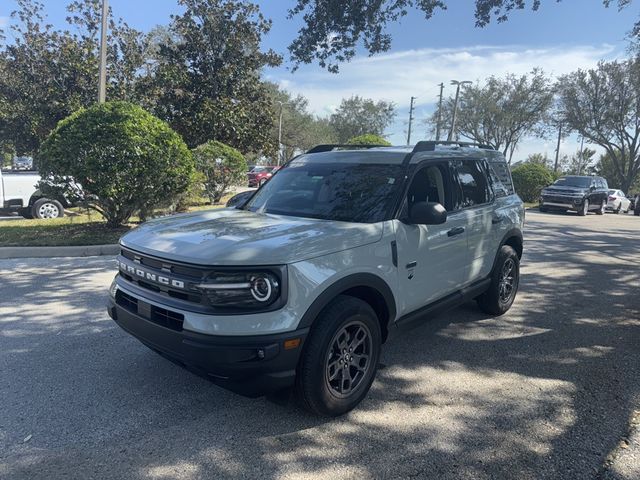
[477,245,520,316]
[577,199,589,216]
[295,296,381,416]
[596,199,606,215]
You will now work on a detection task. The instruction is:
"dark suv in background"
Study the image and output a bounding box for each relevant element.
[539,175,609,216]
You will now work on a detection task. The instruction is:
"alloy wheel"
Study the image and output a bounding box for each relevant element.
[499,258,517,304]
[324,320,373,399]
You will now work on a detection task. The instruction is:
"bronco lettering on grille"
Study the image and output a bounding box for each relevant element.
[117,260,185,289]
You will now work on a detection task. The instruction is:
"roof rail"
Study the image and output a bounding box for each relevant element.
[306,144,389,154]
[412,141,495,153]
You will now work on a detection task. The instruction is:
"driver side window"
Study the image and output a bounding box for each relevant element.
[406,163,454,213]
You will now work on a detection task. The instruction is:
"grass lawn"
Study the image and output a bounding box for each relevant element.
[0,203,226,247]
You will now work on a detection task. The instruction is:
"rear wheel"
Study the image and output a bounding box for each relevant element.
[477,245,520,316]
[32,198,64,219]
[296,296,381,416]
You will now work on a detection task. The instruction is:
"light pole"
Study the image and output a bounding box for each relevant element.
[277,101,290,166]
[447,80,471,142]
[435,83,444,141]
[98,0,108,103]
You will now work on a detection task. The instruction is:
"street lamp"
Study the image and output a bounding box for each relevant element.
[447,80,472,142]
[98,0,108,103]
[277,101,291,166]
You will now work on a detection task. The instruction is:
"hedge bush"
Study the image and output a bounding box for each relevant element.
[346,134,392,146]
[511,162,554,203]
[38,102,194,226]
[193,141,247,204]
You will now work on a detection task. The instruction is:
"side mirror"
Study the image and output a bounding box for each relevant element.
[590,185,596,191]
[409,201,447,225]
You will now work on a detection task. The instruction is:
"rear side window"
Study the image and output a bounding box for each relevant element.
[452,160,492,209]
[489,161,515,196]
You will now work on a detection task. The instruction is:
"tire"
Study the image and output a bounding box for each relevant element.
[477,245,520,316]
[295,295,382,417]
[32,198,64,219]
[596,199,606,215]
[577,199,589,216]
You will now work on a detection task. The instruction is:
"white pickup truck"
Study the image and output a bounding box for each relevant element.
[0,169,65,219]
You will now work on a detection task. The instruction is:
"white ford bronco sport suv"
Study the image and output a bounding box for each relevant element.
[108,141,524,416]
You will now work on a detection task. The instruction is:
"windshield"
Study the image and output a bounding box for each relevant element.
[554,177,591,188]
[245,161,404,223]
[251,166,272,173]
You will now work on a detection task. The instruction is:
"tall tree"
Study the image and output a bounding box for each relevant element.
[287,1,633,72]
[0,0,146,155]
[141,0,282,154]
[558,58,640,192]
[265,82,337,160]
[329,96,395,143]
[435,70,553,162]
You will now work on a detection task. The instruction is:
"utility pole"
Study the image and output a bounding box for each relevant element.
[447,80,471,142]
[435,83,444,141]
[407,96,416,145]
[554,123,562,173]
[578,135,585,174]
[277,101,290,166]
[98,0,108,103]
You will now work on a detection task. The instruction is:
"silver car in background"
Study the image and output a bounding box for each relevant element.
[606,189,632,214]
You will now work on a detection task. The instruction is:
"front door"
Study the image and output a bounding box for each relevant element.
[393,161,468,316]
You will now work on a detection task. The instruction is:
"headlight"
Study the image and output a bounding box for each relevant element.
[109,276,119,298]
[195,271,281,309]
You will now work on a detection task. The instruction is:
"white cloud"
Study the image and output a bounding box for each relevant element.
[268,44,622,159]
[0,17,8,28]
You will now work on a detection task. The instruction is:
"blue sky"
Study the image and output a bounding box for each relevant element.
[1,0,637,160]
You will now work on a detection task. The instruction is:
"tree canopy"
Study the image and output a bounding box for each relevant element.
[557,58,640,192]
[329,96,395,143]
[287,1,633,72]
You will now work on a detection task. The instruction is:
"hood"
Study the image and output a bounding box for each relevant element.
[120,208,384,266]
[542,185,588,195]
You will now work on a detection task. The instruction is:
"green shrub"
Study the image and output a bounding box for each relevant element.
[38,102,194,226]
[193,141,247,204]
[346,134,392,146]
[511,162,554,203]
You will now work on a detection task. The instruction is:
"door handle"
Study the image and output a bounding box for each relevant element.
[447,226,465,237]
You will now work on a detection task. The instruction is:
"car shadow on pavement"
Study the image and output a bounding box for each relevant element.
[1,215,639,479]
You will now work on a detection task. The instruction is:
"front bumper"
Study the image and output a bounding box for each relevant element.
[108,301,308,397]
[540,196,584,210]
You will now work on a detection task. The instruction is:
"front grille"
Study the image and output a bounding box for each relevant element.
[116,289,184,331]
[116,290,138,312]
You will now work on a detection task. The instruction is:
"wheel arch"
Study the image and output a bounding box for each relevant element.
[298,273,397,343]
[501,229,523,260]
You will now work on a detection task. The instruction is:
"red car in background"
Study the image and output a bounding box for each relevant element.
[248,165,279,187]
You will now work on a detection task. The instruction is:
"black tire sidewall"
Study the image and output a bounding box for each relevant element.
[478,246,520,316]
[297,296,381,416]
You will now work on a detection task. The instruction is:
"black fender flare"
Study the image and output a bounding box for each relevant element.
[297,273,397,331]
[491,228,524,273]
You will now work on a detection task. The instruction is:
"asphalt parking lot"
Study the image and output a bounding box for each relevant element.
[1,210,639,479]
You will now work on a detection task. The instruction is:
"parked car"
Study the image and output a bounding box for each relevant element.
[606,189,632,214]
[634,194,640,216]
[12,156,33,171]
[0,168,65,219]
[107,140,524,416]
[627,193,637,212]
[247,165,279,187]
[539,175,609,216]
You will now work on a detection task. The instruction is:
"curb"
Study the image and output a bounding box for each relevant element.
[0,244,119,259]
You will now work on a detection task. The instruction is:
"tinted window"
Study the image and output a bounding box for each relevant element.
[406,163,454,211]
[245,161,404,223]
[554,177,591,188]
[490,161,515,195]
[453,160,492,209]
